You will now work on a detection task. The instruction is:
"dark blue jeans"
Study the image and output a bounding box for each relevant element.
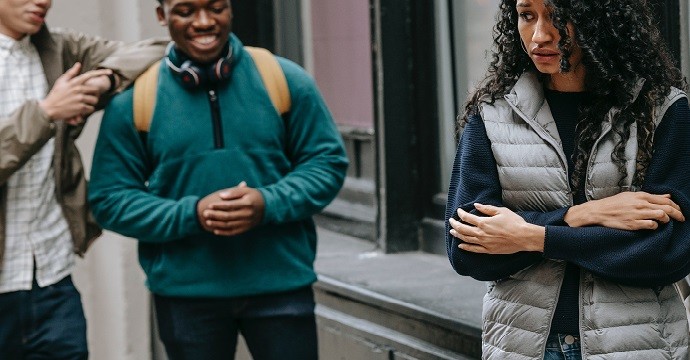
[0,276,88,360]
[154,286,318,360]
[544,333,582,360]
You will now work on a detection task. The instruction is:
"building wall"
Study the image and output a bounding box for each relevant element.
[309,0,374,130]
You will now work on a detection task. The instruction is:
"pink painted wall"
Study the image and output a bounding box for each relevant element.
[311,0,374,129]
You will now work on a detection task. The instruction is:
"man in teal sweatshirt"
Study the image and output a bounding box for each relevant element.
[88,0,348,358]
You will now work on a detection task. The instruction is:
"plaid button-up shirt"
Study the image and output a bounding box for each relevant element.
[0,33,73,293]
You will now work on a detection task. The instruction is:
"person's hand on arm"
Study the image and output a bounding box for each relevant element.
[197,181,265,236]
[38,63,113,125]
[450,204,546,254]
[83,70,116,95]
[564,191,684,230]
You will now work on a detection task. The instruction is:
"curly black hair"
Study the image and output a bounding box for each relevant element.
[460,0,687,191]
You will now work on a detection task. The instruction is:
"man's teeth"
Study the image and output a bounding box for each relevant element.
[193,36,216,45]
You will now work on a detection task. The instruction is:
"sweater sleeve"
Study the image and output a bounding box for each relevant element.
[544,99,690,286]
[446,114,566,281]
[257,59,349,225]
[88,90,205,243]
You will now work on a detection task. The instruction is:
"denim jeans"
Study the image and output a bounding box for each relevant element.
[0,276,88,360]
[154,285,318,360]
[544,333,582,360]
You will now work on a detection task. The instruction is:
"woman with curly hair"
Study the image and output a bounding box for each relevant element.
[445,0,690,359]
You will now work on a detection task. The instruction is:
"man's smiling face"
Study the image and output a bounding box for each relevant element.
[156,0,232,64]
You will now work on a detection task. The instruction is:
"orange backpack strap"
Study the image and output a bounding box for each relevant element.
[245,46,291,115]
[133,61,161,132]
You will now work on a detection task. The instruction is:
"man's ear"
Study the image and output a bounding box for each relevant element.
[156,5,167,26]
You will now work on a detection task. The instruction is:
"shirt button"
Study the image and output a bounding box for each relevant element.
[564,335,576,345]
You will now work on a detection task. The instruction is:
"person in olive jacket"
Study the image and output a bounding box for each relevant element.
[0,0,165,358]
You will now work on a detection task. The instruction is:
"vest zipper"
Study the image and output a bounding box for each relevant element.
[207,88,224,149]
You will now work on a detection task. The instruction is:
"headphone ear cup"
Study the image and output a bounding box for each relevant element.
[211,57,233,83]
[179,62,203,88]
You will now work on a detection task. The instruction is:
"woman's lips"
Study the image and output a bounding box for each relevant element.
[531,49,560,63]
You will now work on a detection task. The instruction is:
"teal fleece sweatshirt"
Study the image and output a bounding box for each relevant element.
[88,35,348,298]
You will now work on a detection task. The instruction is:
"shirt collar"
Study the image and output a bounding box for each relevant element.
[0,32,33,56]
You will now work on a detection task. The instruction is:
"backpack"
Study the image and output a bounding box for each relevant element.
[132,46,291,132]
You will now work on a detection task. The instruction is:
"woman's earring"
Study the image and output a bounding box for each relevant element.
[521,41,529,54]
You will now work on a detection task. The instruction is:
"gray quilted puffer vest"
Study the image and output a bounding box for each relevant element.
[479,72,689,360]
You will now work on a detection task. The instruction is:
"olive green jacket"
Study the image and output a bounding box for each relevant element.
[0,25,165,265]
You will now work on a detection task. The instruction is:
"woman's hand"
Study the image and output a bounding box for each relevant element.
[565,192,685,230]
[449,203,545,254]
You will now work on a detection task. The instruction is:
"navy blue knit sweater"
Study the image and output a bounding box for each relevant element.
[445,93,690,335]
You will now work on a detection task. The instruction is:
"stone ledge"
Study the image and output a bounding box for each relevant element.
[315,227,485,358]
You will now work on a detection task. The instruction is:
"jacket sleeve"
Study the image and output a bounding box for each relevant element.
[445,114,551,281]
[97,38,168,92]
[544,99,690,286]
[53,28,168,94]
[51,28,122,73]
[0,101,55,185]
[257,59,349,225]
[87,91,205,243]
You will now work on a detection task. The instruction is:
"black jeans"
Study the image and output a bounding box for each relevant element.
[0,276,88,360]
[154,286,318,360]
